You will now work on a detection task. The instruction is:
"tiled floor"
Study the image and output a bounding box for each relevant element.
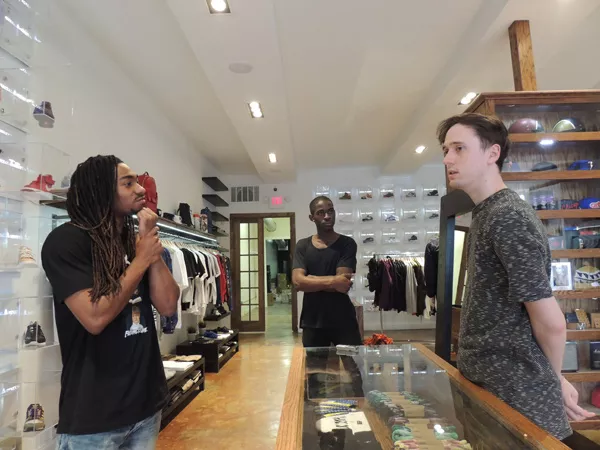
[157,304,435,450]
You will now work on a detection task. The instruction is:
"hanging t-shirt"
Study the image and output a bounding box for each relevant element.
[41,223,167,435]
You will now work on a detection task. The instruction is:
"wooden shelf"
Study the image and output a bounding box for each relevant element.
[211,211,229,222]
[538,210,600,220]
[553,249,600,259]
[202,177,228,192]
[510,131,600,143]
[503,170,600,182]
[202,194,229,207]
[554,289,600,300]
[567,330,600,341]
[563,371,600,383]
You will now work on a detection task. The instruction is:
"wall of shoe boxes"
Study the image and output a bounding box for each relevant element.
[0,1,76,448]
[314,183,444,330]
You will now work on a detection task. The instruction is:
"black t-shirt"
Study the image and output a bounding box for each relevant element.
[293,235,357,329]
[41,223,168,435]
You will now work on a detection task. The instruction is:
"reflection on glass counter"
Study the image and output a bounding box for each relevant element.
[277,344,582,450]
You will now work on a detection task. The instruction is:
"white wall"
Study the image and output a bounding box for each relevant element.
[221,164,445,332]
[2,3,219,353]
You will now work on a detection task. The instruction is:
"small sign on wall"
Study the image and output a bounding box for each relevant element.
[270,196,284,209]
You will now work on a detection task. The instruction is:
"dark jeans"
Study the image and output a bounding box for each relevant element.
[303,326,364,399]
[302,326,362,348]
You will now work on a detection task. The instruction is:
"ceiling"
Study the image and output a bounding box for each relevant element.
[60,0,600,182]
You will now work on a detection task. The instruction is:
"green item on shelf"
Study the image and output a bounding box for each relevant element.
[392,429,413,441]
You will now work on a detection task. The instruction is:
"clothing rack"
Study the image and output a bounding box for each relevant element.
[370,251,426,334]
[51,214,227,252]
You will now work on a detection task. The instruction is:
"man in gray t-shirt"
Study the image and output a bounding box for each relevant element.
[437,113,594,440]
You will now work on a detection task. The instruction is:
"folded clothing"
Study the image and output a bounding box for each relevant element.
[164,369,176,380]
[173,355,203,362]
[163,360,194,371]
[181,379,195,392]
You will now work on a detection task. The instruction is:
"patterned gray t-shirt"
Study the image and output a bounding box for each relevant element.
[457,188,571,440]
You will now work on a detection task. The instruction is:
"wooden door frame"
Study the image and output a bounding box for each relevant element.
[230,212,298,333]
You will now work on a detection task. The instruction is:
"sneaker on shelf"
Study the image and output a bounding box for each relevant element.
[23,322,46,347]
[35,323,46,345]
[383,192,394,198]
[33,101,55,129]
[363,237,374,244]
[18,246,37,267]
[21,174,55,193]
[23,403,45,432]
[427,189,439,197]
[361,215,374,222]
[408,235,418,241]
[339,192,351,200]
[429,213,439,219]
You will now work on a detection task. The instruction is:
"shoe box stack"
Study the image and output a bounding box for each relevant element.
[314,184,443,311]
[0,2,74,449]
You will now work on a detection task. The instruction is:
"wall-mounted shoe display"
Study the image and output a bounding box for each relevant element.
[23,403,45,432]
[33,101,55,128]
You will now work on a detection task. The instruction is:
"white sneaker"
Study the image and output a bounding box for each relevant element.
[18,246,36,267]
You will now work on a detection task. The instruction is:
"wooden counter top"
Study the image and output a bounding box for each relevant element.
[275,344,570,450]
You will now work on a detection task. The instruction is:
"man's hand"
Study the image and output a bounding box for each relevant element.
[135,227,163,268]
[331,273,353,293]
[561,376,596,421]
[137,207,158,237]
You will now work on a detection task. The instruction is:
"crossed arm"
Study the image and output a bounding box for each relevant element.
[292,267,353,293]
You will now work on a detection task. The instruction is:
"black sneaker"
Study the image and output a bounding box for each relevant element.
[24,322,45,347]
[409,235,418,241]
[429,213,439,219]
[363,237,374,244]
[36,323,46,345]
[427,190,439,197]
[362,215,373,222]
[406,191,417,198]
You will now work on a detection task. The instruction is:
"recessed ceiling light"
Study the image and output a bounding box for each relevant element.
[207,0,230,14]
[540,139,555,146]
[458,92,478,105]
[415,145,426,154]
[268,153,277,164]
[248,101,264,119]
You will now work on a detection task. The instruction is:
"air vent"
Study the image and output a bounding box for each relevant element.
[231,186,259,203]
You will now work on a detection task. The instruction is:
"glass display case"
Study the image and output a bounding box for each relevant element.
[276,344,574,449]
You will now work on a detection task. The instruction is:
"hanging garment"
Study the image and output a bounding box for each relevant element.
[424,242,439,298]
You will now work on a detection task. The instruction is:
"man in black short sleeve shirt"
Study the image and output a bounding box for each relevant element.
[438,113,594,441]
[41,156,180,449]
[292,196,360,347]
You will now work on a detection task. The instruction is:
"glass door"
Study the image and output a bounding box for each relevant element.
[231,217,265,332]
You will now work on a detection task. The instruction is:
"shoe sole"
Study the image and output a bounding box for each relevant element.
[23,421,45,432]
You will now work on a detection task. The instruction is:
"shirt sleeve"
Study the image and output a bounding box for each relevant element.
[41,227,94,303]
[292,239,307,270]
[337,238,357,272]
[491,210,553,303]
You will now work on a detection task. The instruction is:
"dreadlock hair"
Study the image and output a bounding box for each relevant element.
[66,155,136,303]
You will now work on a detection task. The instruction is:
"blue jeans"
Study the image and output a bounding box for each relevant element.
[56,411,161,450]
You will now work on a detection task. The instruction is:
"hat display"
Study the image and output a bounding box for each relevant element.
[579,198,600,209]
[575,265,600,285]
[508,118,544,133]
[552,118,586,133]
[568,160,594,170]
[531,161,558,172]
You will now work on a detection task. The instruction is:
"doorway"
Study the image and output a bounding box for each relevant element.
[230,213,297,333]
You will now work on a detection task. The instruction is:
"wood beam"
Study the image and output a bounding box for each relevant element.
[508,20,537,91]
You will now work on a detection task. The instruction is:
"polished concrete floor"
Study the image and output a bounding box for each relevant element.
[157,304,299,450]
[157,304,434,450]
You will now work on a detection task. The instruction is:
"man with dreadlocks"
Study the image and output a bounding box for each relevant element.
[41,155,179,449]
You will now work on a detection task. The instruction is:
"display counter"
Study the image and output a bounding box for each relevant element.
[276,343,572,449]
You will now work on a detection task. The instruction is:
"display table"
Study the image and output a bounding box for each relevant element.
[276,344,573,450]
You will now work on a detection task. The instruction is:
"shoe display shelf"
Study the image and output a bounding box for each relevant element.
[160,358,205,430]
[176,330,240,373]
[202,177,230,245]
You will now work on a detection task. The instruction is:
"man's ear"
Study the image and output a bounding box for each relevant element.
[309,214,314,222]
[488,143,501,165]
